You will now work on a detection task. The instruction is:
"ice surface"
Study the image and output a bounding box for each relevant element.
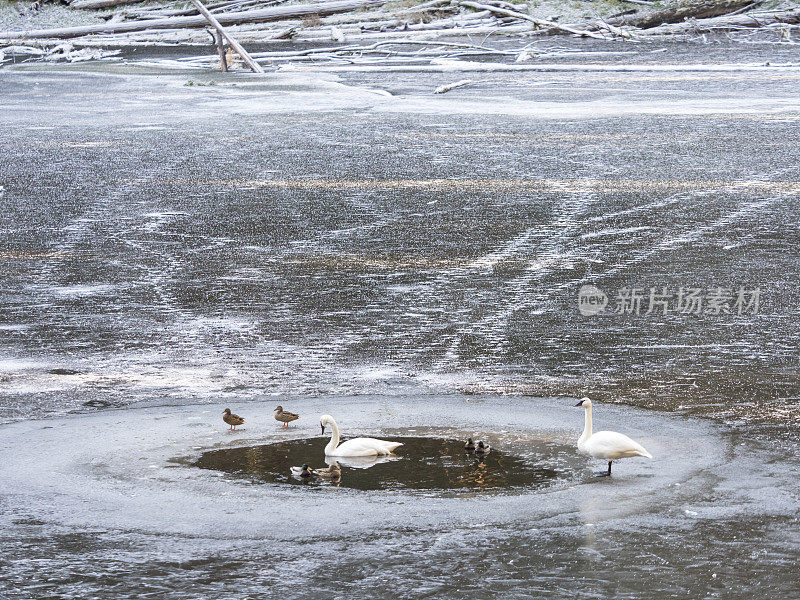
[1,395,797,599]
[0,396,724,539]
[2,53,799,598]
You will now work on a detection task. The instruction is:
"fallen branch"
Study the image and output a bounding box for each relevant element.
[402,0,454,10]
[283,61,800,73]
[45,43,122,61]
[214,30,228,71]
[356,9,491,32]
[434,78,473,93]
[272,25,296,39]
[725,2,762,17]
[249,39,516,59]
[276,22,534,41]
[0,0,386,40]
[121,0,287,20]
[458,0,608,39]
[172,38,537,68]
[70,0,146,9]
[54,20,534,45]
[188,0,264,72]
[0,44,45,57]
[596,20,634,38]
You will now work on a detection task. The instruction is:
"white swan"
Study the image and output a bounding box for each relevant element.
[576,397,652,476]
[320,414,403,457]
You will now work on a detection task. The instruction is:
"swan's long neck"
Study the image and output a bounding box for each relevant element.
[579,405,593,444]
[325,419,340,454]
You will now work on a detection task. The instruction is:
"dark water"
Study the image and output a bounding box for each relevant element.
[194,436,564,491]
[1,42,800,600]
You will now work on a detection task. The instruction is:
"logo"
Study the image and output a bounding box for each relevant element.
[578,285,608,316]
[577,284,761,317]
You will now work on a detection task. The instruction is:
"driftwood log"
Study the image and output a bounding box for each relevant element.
[122,0,287,20]
[458,0,607,39]
[0,0,386,40]
[214,30,228,71]
[70,0,146,9]
[188,0,263,72]
[606,0,755,28]
[641,6,800,34]
[3,0,791,47]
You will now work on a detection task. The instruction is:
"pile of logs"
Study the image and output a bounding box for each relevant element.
[1,0,799,71]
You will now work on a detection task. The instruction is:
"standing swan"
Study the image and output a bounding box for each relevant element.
[320,414,403,457]
[575,397,652,476]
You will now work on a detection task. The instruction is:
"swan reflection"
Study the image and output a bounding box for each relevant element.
[327,454,400,470]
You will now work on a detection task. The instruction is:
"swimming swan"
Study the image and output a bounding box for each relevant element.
[320,414,403,457]
[576,397,652,476]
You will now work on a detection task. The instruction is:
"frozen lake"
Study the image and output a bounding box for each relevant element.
[0,397,797,598]
[1,39,799,598]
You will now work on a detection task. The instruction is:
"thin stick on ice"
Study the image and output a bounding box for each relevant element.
[434,79,473,94]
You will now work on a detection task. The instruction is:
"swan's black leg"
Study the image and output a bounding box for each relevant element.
[595,461,612,477]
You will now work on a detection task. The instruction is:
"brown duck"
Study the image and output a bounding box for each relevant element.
[274,405,299,428]
[222,408,245,430]
[312,462,341,481]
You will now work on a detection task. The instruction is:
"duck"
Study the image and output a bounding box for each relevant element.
[312,462,341,481]
[274,405,299,428]
[320,414,403,457]
[575,397,652,477]
[290,464,313,479]
[464,438,476,452]
[474,441,490,457]
[222,408,245,430]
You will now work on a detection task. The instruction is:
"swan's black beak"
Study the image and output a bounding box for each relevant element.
[320,424,325,435]
[574,400,584,407]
